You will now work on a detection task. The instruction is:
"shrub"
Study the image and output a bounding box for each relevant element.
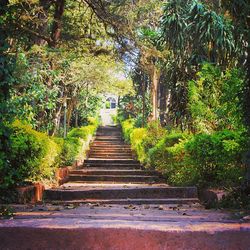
[87,117,99,127]
[188,64,245,133]
[67,125,96,140]
[130,128,147,163]
[148,132,191,182]
[60,137,82,166]
[121,119,135,142]
[185,130,248,187]
[142,121,166,153]
[56,121,98,166]
[1,120,61,188]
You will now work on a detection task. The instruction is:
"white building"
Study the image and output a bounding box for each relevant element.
[99,94,118,126]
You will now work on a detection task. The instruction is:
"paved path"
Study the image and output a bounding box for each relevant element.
[1,126,250,249]
[45,126,199,205]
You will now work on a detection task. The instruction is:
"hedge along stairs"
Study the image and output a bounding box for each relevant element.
[45,126,199,205]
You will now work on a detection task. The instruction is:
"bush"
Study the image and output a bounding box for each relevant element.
[121,118,248,189]
[87,117,99,127]
[121,119,166,166]
[142,121,166,154]
[0,120,61,188]
[121,119,135,142]
[56,121,98,166]
[185,130,248,187]
[148,132,191,183]
[130,128,147,163]
[148,129,248,188]
[60,137,82,166]
[0,117,99,190]
[67,125,96,140]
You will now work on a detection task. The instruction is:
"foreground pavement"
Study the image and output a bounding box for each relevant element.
[1,203,250,250]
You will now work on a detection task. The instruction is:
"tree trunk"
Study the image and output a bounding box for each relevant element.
[34,0,51,45]
[51,103,63,136]
[142,79,146,127]
[50,0,65,47]
[0,0,10,105]
[75,109,78,127]
[151,66,160,121]
[159,77,167,126]
[245,42,250,187]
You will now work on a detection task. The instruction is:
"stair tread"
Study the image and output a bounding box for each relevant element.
[45,125,199,205]
[48,186,196,192]
[69,174,159,178]
[70,170,157,173]
[47,198,199,205]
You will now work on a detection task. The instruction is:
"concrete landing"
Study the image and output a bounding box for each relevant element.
[0,204,250,250]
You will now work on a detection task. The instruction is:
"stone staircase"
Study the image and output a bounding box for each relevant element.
[45,126,199,205]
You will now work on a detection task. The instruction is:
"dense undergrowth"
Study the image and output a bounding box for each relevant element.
[0,117,98,195]
[121,119,248,190]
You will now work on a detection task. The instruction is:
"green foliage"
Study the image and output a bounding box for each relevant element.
[121,119,166,165]
[219,187,250,210]
[121,118,248,188]
[147,129,248,188]
[148,131,191,184]
[188,63,245,133]
[0,118,98,189]
[118,93,151,123]
[59,120,98,165]
[60,137,82,166]
[0,205,15,219]
[185,130,247,187]
[67,126,95,140]
[121,119,135,143]
[0,120,61,189]
[142,121,166,153]
[130,128,147,163]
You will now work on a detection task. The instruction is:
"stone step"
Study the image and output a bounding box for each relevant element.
[82,163,142,169]
[68,175,162,183]
[95,135,122,140]
[47,198,199,205]
[95,138,123,142]
[45,186,197,201]
[92,139,124,142]
[95,133,121,136]
[90,145,131,149]
[87,155,133,159]
[89,148,132,154]
[70,170,159,176]
[89,152,132,156]
[85,159,139,164]
[88,155,133,159]
[91,142,126,146]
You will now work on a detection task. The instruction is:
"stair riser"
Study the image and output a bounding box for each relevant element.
[82,166,141,170]
[95,139,123,142]
[90,146,131,150]
[91,143,127,146]
[93,140,125,145]
[68,175,161,183]
[47,199,199,205]
[95,135,121,137]
[89,150,131,156]
[88,156,133,159]
[45,187,198,200]
[70,170,159,176]
[85,160,139,164]
[89,149,132,152]
[89,151,132,155]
